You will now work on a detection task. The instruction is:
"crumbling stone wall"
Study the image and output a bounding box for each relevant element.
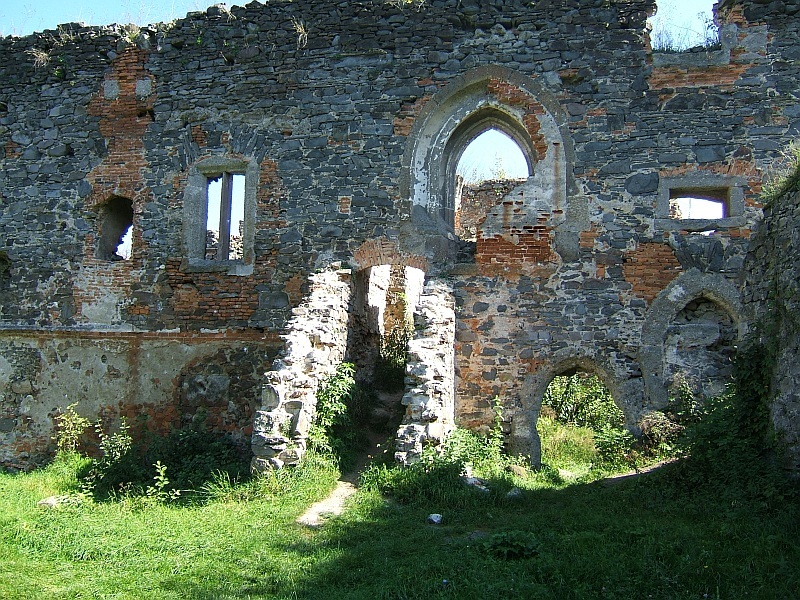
[1,0,798,469]
[742,184,800,470]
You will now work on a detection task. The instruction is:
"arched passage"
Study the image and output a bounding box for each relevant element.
[514,354,634,468]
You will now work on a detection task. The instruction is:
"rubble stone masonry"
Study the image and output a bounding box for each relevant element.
[1,0,799,469]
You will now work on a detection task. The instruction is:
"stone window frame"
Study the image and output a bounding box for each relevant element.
[182,156,258,276]
[442,109,535,230]
[655,173,746,232]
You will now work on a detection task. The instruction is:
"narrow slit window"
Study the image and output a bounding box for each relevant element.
[206,173,246,261]
[669,188,728,220]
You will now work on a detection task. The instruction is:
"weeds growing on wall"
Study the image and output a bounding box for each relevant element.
[310,362,372,468]
[374,325,411,392]
[763,142,800,205]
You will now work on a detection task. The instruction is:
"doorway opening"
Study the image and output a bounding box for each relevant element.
[345,265,426,449]
[538,370,629,477]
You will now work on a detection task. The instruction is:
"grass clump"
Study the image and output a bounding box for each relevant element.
[763,142,800,205]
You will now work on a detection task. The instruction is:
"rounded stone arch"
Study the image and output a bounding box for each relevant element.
[512,351,634,468]
[640,268,746,410]
[401,64,577,232]
[350,237,429,274]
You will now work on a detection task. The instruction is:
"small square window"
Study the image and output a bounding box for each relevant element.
[655,174,746,232]
[669,188,728,220]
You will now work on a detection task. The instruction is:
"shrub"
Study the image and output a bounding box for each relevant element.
[84,421,248,500]
[374,325,410,392]
[52,402,90,454]
[309,362,372,468]
[594,427,635,469]
[482,530,540,560]
[542,373,624,432]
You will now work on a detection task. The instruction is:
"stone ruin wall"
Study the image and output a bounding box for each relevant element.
[742,183,800,471]
[0,0,799,469]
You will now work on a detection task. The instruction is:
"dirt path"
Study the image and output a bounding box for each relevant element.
[296,423,396,527]
[296,479,358,527]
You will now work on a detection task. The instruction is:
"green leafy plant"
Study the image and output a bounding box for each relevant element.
[482,530,540,560]
[374,325,411,392]
[594,426,636,469]
[360,451,469,507]
[308,362,374,468]
[542,373,624,432]
[53,402,90,454]
[145,461,181,504]
[309,362,356,455]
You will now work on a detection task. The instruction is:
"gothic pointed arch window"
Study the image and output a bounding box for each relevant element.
[454,126,530,242]
[441,108,535,231]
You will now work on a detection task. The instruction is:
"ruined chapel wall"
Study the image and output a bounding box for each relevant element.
[0,0,799,467]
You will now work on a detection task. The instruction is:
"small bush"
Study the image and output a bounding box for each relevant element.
[309,362,371,468]
[482,530,540,560]
[52,402,90,454]
[543,373,624,432]
[594,427,635,469]
[84,421,248,500]
[374,326,410,392]
[442,397,507,476]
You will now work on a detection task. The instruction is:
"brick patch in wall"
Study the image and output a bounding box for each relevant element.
[352,237,428,272]
[623,242,683,304]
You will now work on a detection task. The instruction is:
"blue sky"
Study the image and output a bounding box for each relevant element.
[2,0,716,39]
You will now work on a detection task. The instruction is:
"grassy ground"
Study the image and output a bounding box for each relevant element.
[1,419,799,599]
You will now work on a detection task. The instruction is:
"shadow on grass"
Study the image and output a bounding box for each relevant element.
[156,458,800,600]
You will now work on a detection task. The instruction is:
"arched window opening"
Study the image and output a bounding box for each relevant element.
[454,128,530,243]
[96,196,133,261]
[456,129,529,185]
[441,110,534,235]
[665,296,737,400]
[538,370,627,476]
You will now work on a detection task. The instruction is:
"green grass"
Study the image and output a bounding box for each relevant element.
[1,420,799,599]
